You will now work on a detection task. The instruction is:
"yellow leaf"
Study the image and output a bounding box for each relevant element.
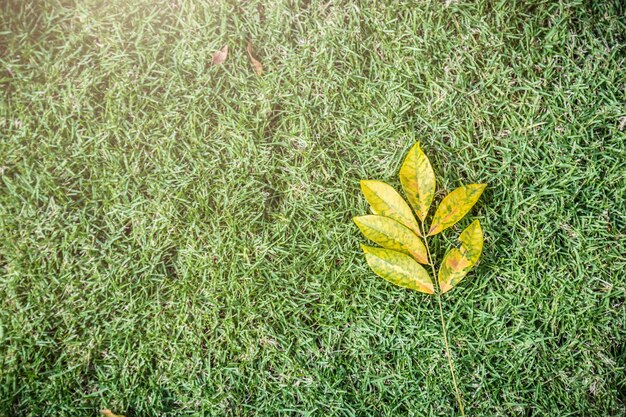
[399,142,436,222]
[438,220,483,293]
[361,245,434,294]
[428,184,486,236]
[459,219,483,260]
[101,410,125,417]
[246,41,263,75]
[354,215,428,264]
[212,45,228,65]
[360,180,421,235]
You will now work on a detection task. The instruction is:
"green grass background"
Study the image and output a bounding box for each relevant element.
[1,0,625,415]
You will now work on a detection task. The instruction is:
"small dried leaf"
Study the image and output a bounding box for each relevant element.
[428,184,486,236]
[361,245,434,294]
[354,215,428,264]
[360,180,421,235]
[212,45,228,65]
[399,142,436,222]
[246,41,263,75]
[438,220,483,293]
[101,410,125,417]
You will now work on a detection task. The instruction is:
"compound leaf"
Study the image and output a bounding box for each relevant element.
[438,220,483,293]
[361,245,434,294]
[428,184,486,236]
[360,180,421,235]
[399,142,436,222]
[354,215,428,264]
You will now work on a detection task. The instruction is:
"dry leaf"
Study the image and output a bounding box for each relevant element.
[246,41,263,75]
[101,410,124,417]
[212,45,228,65]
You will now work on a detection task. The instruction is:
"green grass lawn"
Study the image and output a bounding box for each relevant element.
[1,1,625,415]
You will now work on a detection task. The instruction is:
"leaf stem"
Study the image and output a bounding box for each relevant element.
[420,221,466,417]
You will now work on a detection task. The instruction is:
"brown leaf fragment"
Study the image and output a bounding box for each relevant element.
[212,45,228,65]
[101,410,125,417]
[246,41,264,75]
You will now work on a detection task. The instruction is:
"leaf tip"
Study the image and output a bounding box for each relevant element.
[359,179,378,195]
[359,243,373,255]
[473,183,487,194]
[408,141,422,152]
